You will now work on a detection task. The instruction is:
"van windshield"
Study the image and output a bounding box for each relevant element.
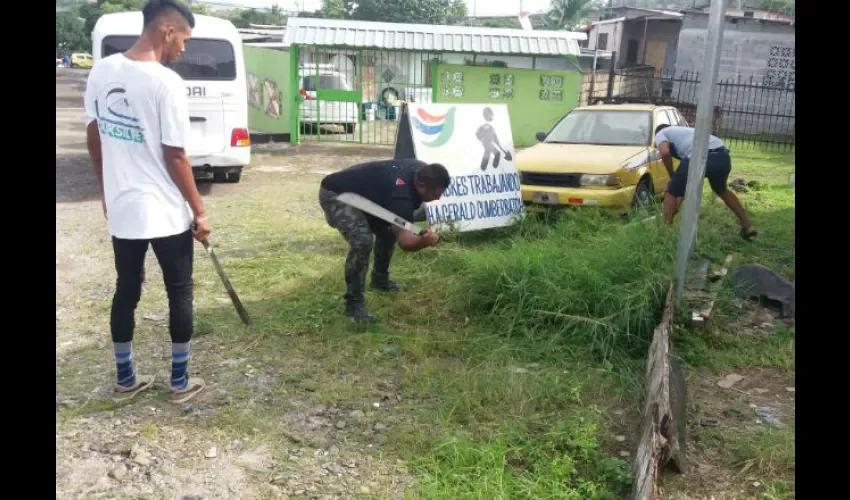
[101,35,236,81]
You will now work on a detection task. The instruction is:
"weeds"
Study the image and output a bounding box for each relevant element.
[448,210,676,361]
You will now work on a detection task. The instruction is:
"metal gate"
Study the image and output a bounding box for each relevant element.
[294,47,443,145]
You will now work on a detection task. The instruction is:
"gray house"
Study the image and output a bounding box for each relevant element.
[581,7,684,74]
[675,8,795,88]
[672,9,795,138]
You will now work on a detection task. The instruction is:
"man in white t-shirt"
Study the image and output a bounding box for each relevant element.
[85,0,211,404]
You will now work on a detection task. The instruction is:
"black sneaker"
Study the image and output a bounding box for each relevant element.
[345,302,379,322]
[370,279,406,292]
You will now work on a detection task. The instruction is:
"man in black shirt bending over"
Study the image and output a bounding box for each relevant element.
[319,159,449,321]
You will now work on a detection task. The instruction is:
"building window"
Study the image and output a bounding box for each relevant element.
[764,45,795,90]
[597,33,608,51]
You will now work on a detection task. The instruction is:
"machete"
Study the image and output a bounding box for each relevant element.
[336,192,427,236]
[192,223,253,326]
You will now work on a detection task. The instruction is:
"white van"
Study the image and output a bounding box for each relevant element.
[92,12,250,183]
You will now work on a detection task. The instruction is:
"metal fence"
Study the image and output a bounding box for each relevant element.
[295,47,442,146]
[580,66,795,152]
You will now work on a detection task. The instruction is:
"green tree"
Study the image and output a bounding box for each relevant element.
[447,0,467,20]
[56,11,89,52]
[346,0,460,25]
[318,0,348,19]
[74,0,144,41]
[229,6,285,28]
[759,0,795,15]
[482,18,522,29]
[189,3,212,16]
[542,0,599,30]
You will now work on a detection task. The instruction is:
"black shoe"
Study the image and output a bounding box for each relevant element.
[370,279,406,292]
[345,302,379,322]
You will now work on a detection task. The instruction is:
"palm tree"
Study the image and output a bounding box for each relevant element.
[542,0,599,31]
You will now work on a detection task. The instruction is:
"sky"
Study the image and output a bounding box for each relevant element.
[198,0,554,16]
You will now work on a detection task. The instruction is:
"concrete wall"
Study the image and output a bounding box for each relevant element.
[675,13,795,82]
[672,13,795,137]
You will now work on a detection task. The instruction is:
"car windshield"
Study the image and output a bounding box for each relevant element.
[545,110,652,146]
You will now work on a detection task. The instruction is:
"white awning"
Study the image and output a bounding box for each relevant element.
[284,17,585,57]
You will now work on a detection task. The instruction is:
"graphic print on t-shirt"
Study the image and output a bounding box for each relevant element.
[96,83,146,145]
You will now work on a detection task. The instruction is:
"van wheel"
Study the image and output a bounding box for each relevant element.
[633,178,654,208]
[213,171,227,183]
[345,123,356,134]
[226,171,242,183]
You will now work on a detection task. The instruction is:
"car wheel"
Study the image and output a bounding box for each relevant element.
[345,123,355,134]
[226,171,242,183]
[213,171,227,183]
[633,178,654,208]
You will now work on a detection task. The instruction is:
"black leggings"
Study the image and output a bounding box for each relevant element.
[111,230,194,344]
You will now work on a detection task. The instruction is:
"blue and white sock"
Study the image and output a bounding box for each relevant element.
[114,341,136,388]
[171,342,191,390]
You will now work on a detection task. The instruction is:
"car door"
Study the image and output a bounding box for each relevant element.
[648,109,673,195]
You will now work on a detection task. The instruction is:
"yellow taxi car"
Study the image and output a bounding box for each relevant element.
[518,103,688,213]
[70,52,94,69]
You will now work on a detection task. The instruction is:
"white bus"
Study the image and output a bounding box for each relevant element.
[92,12,250,183]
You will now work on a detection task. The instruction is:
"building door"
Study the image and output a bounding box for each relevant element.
[644,40,668,74]
[626,40,639,65]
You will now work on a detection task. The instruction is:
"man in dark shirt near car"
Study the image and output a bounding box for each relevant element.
[319,159,450,321]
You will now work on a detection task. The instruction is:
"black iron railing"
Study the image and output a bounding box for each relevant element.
[580,67,795,152]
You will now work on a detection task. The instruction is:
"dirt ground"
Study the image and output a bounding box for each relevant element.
[662,365,795,499]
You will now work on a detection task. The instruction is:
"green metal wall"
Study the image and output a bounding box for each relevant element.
[244,45,291,135]
[433,63,583,148]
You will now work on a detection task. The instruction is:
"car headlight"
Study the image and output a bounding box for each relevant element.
[621,152,651,171]
[580,174,621,187]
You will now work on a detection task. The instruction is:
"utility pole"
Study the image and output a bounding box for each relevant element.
[673,0,730,301]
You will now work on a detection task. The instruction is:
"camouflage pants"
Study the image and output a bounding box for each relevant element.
[318,187,395,304]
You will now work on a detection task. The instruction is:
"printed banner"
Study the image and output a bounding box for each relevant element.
[395,103,525,232]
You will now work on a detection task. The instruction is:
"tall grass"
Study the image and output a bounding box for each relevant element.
[447,210,677,361]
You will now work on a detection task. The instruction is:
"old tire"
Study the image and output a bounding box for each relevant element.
[226,171,242,183]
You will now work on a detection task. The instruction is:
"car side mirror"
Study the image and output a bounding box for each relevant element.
[535,132,546,142]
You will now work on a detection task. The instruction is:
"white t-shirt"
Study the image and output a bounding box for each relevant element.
[84,54,194,240]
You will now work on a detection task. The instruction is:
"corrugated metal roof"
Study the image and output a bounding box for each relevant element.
[284,17,585,56]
